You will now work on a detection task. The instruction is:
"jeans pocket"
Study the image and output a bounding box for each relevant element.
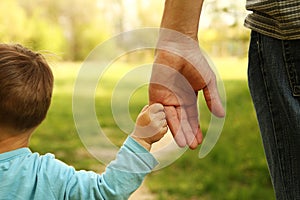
[282,40,300,96]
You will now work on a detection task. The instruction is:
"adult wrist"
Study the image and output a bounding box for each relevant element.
[160,0,204,40]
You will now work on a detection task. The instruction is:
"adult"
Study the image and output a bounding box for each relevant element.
[149,0,300,199]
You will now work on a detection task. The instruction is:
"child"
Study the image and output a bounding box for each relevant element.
[0,43,168,200]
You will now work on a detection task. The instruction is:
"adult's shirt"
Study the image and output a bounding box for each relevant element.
[245,0,300,40]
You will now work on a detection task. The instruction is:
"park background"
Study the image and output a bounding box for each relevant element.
[0,0,275,199]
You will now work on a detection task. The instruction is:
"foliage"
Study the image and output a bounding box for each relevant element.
[0,0,109,60]
[0,0,250,61]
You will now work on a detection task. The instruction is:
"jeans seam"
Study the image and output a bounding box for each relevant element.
[282,41,300,96]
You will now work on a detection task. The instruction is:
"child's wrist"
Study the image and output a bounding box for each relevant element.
[130,135,152,151]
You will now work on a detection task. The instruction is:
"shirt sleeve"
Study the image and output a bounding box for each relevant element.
[42,136,158,200]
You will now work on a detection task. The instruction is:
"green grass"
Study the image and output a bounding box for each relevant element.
[147,80,274,200]
[30,58,275,199]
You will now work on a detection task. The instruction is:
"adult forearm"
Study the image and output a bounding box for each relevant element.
[160,0,204,40]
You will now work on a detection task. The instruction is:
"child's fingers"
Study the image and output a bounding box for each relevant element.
[149,104,166,122]
[157,118,167,127]
[149,103,164,114]
[160,126,168,136]
[152,111,166,121]
[155,119,168,133]
[162,126,168,133]
[163,119,168,127]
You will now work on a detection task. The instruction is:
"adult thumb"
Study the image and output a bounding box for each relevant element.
[203,79,225,118]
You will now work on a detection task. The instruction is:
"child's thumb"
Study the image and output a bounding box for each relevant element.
[136,106,151,126]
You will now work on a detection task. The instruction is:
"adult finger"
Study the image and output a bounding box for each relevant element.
[179,106,199,149]
[203,77,225,118]
[164,106,186,147]
[185,103,203,145]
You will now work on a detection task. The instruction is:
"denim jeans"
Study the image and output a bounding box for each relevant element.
[248,31,300,199]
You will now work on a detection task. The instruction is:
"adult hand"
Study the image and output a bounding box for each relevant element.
[149,30,225,149]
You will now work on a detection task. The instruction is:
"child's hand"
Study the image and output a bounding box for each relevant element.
[131,103,168,151]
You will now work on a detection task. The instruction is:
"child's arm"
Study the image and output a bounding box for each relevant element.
[40,104,168,200]
[96,103,168,198]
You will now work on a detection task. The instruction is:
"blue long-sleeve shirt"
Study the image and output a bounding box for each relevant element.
[0,136,158,200]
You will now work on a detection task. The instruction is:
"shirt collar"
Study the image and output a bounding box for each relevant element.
[0,148,31,162]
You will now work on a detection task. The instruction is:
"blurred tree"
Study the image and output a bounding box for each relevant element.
[0,0,110,61]
[25,11,66,57]
[199,0,250,57]
[19,0,110,60]
[136,0,164,27]
[0,0,28,43]
[0,0,66,59]
[54,0,108,60]
[0,0,250,60]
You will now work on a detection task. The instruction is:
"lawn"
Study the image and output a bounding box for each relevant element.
[30,57,275,199]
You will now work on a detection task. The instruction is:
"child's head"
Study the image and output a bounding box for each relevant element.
[0,44,53,133]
